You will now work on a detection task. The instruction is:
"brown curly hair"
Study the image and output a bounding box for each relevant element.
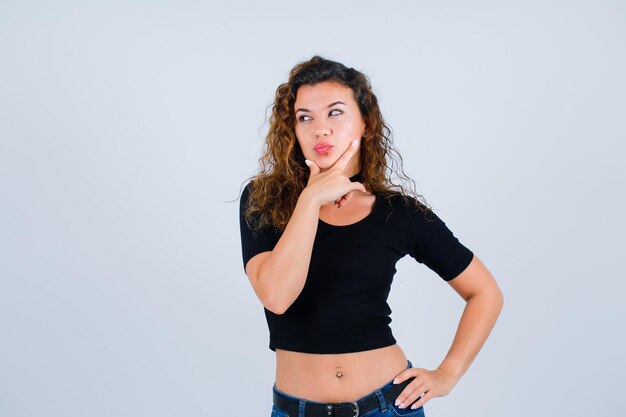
[241,55,432,234]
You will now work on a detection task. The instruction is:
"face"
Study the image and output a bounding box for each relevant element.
[293,81,366,174]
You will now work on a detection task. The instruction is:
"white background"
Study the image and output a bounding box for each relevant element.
[1,1,624,416]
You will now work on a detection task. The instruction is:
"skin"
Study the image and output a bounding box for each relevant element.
[247,80,505,409]
[294,81,366,176]
[294,81,367,211]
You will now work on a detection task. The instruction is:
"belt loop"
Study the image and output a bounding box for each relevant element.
[374,388,388,413]
[298,398,306,417]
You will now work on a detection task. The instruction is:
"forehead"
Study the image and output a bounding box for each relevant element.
[294,81,355,109]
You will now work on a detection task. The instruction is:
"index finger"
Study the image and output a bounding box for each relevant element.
[330,139,360,173]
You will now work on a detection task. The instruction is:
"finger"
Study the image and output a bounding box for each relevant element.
[399,383,427,409]
[334,191,352,209]
[338,181,368,210]
[329,139,360,173]
[340,190,354,207]
[393,369,416,385]
[344,182,366,196]
[394,375,419,405]
[410,390,433,410]
[304,159,320,182]
[337,181,365,208]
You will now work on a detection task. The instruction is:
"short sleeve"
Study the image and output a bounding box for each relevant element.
[239,182,281,273]
[405,204,474,281]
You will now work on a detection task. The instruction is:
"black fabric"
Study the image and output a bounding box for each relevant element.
[239,172,474,354]
[239,182,282,271]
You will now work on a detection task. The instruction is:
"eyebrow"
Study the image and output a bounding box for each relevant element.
[295,101,346,114]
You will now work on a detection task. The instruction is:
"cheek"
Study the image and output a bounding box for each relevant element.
[294,135,306,153]
[294,127,310,146]
[294,125,305,140]
[340,118,361,133]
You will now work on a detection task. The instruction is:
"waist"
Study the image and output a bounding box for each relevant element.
[275,343,408,403]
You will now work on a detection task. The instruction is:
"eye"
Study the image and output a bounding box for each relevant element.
[297,109,342,122]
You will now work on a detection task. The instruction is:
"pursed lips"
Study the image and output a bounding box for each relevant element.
[314,144,333,155]
[314,142,333,152]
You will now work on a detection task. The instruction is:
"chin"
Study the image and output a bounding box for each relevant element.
[315,158,338,169]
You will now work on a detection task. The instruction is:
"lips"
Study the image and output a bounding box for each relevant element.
[314,143,333,154]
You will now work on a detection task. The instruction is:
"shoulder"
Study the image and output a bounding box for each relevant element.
[242,178,256,194]
[240,179,258,205]
[377,191,430,216]
[239,180,259,222]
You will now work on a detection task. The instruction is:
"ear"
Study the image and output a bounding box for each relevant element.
[360,121,366,137]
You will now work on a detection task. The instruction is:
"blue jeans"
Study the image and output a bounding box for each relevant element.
[271,359,425,417]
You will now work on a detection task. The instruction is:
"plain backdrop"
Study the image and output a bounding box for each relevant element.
[1,1,624,416]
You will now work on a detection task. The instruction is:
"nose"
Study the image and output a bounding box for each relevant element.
[314,121,332,137]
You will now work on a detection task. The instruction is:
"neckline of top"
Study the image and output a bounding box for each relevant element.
[318,171,378,228]
[348,171,362,182]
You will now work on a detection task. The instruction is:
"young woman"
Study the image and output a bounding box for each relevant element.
[239,55,504,417]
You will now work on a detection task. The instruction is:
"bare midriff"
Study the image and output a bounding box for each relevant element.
[275,344,408,403]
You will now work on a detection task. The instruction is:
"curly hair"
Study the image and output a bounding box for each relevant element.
[241,55,432,234]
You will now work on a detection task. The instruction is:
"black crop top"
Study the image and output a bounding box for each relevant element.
[239,172,474,354]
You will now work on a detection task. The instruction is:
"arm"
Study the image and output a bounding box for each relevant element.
[244,140,364,314]
[250,190,321,315]
[437,254,504,380]
[392,254,503,410]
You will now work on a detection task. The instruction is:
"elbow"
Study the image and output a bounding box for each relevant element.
[469,284,504,312]
[256,260,285,315]
[257,265,297,315]
[263,282,297,315]
[265,297,288,315]
[264,283,296,315]
[259,277,289,315]
[268,305,287,315]
[489,276,505,311]
[489,285,505,316]
[494,281,504,305]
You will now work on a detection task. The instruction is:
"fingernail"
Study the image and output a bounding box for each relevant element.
[395,400,400,406]
[352,139,358,147]
[392,379,397,384]
[304,159,311,166]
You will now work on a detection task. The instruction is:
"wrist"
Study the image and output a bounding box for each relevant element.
[436,363,464,380]
[299,188,322,210]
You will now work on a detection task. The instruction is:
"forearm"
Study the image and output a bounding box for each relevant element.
[258,190,320,314]
[437,288,504,379]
